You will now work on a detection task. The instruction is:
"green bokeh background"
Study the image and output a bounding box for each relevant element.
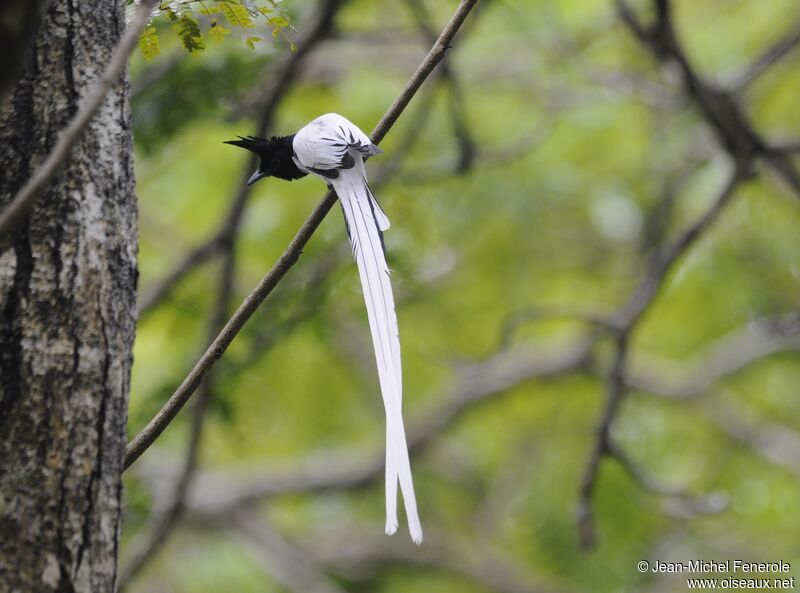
[124,1,800,591]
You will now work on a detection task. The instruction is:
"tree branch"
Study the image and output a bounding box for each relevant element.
[577,332,628,549]
[611,167,744,330]
[607,441,728,519]
[124,0,482,471]
[627,313,800,399]
[0,0,157,244]
[727,18,800,91]
[137,236,223,315]
[701,400,800,480]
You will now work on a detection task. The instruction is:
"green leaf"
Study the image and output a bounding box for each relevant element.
[267,15,289,28]
[245,36,262,49]
[220,1,255,28]
[138,26,161,61]
[172,14,205,54]
[259,4,295,33]
[208,21,231,42]
[198,6,221,14]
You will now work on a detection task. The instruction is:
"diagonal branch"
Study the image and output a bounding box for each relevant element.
[137,236,223,315]
[124,0,482,471]
[727,17,800,92]
[607,440,728,519]
[627,313,800,399]
[0,0,157,244]
[577,331,628,548]
[700,400,800,480]
[611,167,745,330]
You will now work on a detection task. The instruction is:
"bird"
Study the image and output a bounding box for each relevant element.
[225,113,422,544]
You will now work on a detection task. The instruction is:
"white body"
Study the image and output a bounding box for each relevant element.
[293,114,422,544]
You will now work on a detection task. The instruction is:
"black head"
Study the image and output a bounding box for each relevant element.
[224,135,307,185]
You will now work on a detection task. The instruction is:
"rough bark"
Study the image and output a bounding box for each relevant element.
[0,0,137,591]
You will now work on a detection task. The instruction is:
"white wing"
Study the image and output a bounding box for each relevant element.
[293,114,390,230]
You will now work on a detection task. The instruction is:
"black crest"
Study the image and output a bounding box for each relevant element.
[224,134,307,183]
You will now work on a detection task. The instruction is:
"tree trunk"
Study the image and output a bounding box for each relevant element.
[0,1,136,591]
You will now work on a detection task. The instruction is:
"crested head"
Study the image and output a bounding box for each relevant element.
[224,134,307,184]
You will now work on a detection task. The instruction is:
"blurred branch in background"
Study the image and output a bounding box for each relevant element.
[628,313,800,399]
[405,0,477,174]
[700,400,800,481]
[606,440,729,520]
[726,17,800,91]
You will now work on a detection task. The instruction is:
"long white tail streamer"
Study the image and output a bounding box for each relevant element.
[331,157,422,545]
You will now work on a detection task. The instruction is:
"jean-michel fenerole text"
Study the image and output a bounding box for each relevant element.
[650,560,791,574]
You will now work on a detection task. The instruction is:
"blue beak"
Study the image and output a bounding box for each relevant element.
[247,170,267,186]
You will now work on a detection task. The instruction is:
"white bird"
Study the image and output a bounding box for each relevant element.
[225,113,422,544]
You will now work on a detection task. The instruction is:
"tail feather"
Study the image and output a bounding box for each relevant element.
[332,162,422,545]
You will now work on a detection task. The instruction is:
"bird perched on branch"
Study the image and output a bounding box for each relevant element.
[225,113,422,544]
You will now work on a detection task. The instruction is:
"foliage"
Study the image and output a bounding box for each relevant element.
[133,0,296,60]
[132,50,269,153]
